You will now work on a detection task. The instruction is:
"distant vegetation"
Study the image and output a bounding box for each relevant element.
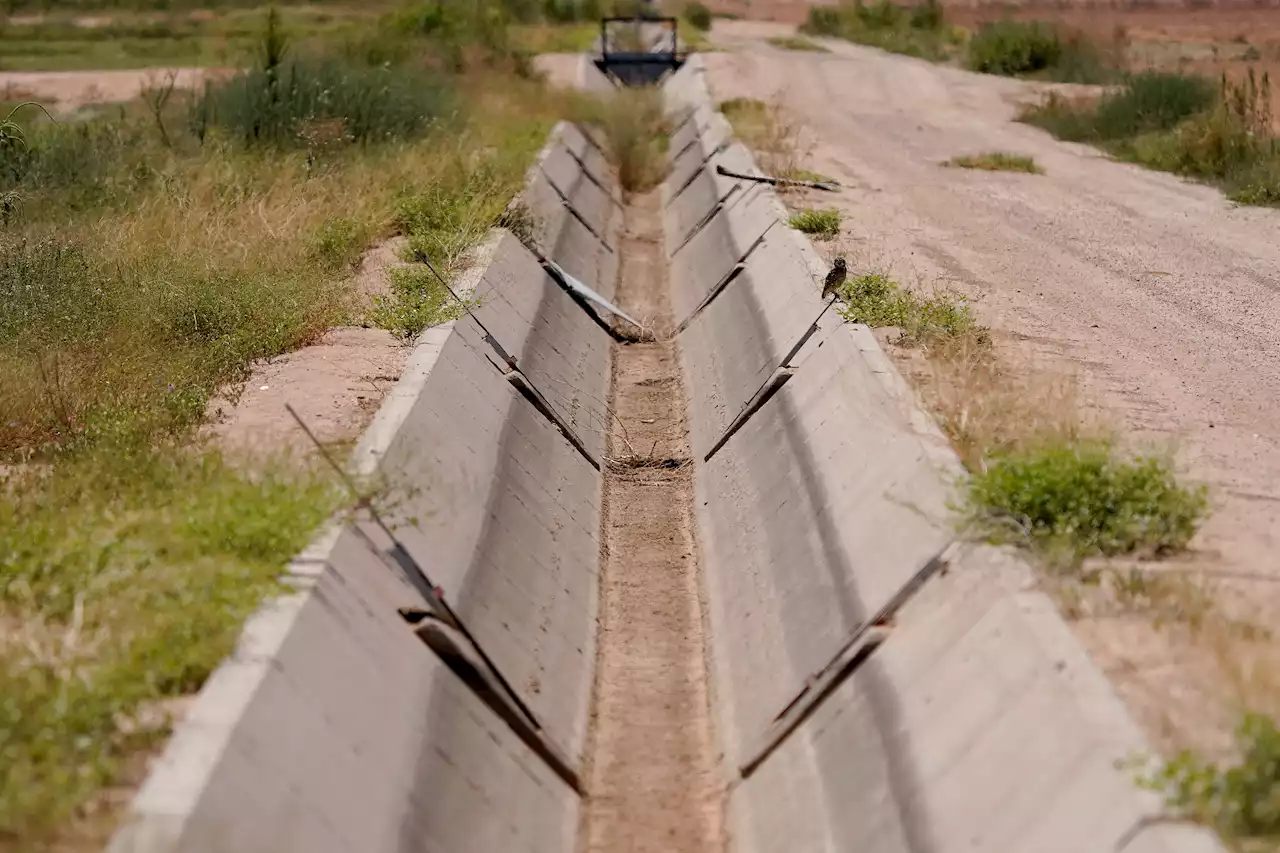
[801,0,961,62]
[1022,69,1280,206]
[966,19,1114,83]
[804,0,1120,83]
[683,0,712,32]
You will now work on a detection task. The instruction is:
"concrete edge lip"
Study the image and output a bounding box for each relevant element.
[104,233,505,853]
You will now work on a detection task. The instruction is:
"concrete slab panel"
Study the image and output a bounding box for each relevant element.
[729,544,1225,853]
[109,524,578,853]
[666,118,732,210]
[669,184,778,325]
[552,212,618,303]
[523,171,570,258]
[371,315,602,765]
[666,103,715,164]
[694,326,955,767]
[541,141,585,203]
[567,171,618,251]
[560,123,622,207]
[679,231,827,459]
[664,141,762,272]
[470,232,612,464]
[554,121,589,160]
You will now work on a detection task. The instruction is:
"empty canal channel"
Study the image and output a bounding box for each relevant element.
[107,57,1229,853]
[582,189,724,851]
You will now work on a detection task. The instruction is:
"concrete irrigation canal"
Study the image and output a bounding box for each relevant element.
[106,55,1226,853]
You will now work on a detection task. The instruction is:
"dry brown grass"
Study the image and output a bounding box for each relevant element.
[912,336,1094,468]
[718,94,817,184]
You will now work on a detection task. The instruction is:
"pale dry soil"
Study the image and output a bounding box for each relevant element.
[706,20,1280,754]
[580,190,724,853]
[0,68,218,114]
[204,237,411,456]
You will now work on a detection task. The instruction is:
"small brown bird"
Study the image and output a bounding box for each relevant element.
[822,257,848,301]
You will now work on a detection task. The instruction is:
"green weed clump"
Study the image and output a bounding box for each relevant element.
[193,59,457,148]
[768,35,829,52]
[966,20,1113,83]
[788,208,841,239]
[1137,711,1280,844]
[947,152,1043,173]
[836,271,986,347]
[575,88,669,193]
[801,0,960,62]
[964,441,1208,568]
[1022,70,1280,206]
[370,265,471,339]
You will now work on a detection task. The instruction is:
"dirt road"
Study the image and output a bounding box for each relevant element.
[0,68,216,113]
[704,20,1280,750]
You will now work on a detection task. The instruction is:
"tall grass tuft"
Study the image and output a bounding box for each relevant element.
[193,59,457,148]
[967,19,1114,83]
[1022,69,1280,206]
[576,88,669,194]
[802,0,960,62]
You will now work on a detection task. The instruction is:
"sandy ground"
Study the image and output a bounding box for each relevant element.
[204,239,411,456]
[0,68,219,113]
[704,20,1280,752]
[581,191,724,852]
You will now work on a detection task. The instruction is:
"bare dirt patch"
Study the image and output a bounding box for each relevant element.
[580,190,724,853]
[0,68,219,113]
[204,326,408,457]
[204,239,413,456]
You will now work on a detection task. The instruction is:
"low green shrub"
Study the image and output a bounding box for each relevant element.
[1093,71,1218,140]
[192,59,457,148]
[1023,69,1280,207]
[967,20,1112,83]
[1137,711,1280,843]
[683,1,712,31]
[964,440,1208,567]
[370,265,470,338]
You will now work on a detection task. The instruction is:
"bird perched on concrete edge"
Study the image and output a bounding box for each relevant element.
[822,257,848,301]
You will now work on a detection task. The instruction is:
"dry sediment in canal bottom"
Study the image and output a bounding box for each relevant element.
[579,189,725,853]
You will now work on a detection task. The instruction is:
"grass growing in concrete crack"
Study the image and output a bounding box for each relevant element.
[369,266,473,339]
[1134,710,1280,847]
[963,440,1208,570]
[946,152,1043,174]
[788,208,841,240]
